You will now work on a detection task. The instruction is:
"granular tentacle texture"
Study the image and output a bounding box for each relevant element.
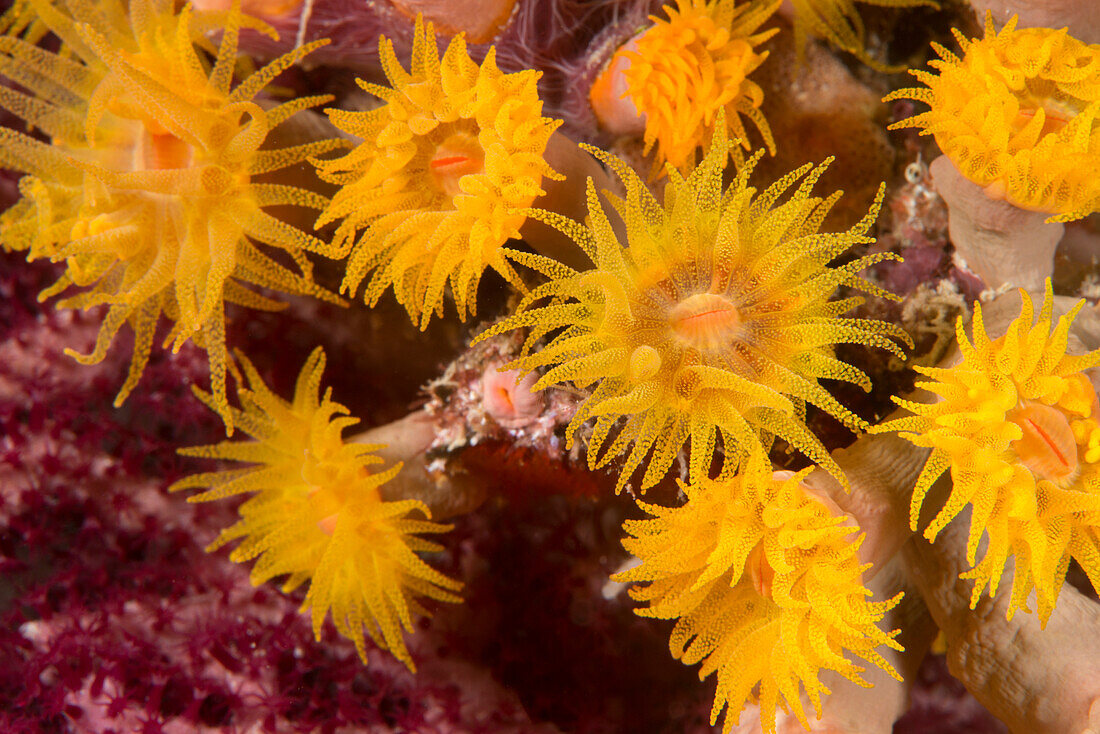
[876,282,1100,624]
[477,119,911,493]
[887,12,1100,222]
[170,347,462,671]
[0,0,348,433]
[314,14,563,329]
[614,455,903,734]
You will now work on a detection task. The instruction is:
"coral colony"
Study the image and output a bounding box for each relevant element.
[6,0,1100,731]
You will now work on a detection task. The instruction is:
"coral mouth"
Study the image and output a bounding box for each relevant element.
[429,132,485,198]
[1009,402,1078,483]
[1013,99,1077,139]
[669,292,742,348]
[139,129,193,170]
[746,542,774,597]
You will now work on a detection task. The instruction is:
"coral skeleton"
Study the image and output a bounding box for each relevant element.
[887,12,1100,222]
[878,283,1100,625]
[314,14,563,329]
[477,119,911,493]
[615,453,903,734]
[171,348,462,671]
[0,0,348,433]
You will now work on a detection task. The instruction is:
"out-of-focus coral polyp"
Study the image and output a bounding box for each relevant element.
[790,0,938,69]
[592,0,779,177]
[877,283,1100,625]
[171,348,462,671]
[314,15,563,329]
[476,120,911,493]
[0,0,348,433]
[389,0,518,44]
[888,13,1100,222]
[614,454,903,734]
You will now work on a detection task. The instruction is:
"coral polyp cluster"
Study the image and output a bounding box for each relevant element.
[10,0,1100,730]
[478,122,910,492]
[877,284,1100,623]
[314,15,563,329]
[614,455,902,734]
[606,0,779,176]
[887,13,1100,222]
[0,0,348,431]
[171,348,462,670]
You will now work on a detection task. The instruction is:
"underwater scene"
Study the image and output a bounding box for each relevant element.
[1,0,1099,731]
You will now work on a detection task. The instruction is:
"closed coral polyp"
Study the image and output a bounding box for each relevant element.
[887,13,1100,222]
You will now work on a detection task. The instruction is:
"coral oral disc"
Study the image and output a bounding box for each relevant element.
[430,133,485,198]
[1009,402,1078,483]
[746,542,774,597]
[669,292,741,348]
[140,130,192,170]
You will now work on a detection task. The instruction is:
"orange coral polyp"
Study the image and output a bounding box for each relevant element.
[172,348,462,671]
[876,283,1100,624]
[476,118,911,493]
[0,0,348,433]
[887,14,1100,222]
[614,455,903,734]
[314,15,563,328]
[612,0,780,176]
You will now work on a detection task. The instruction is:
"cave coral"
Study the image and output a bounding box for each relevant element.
[614,454,903,734]
[313,14,563,329]
[0,0,348,432]
[477,120,911,493]
[887,13,1100,222]
[594,0,779,177]
[877,284,1100,624]
[170,347,462,671]
[8,0,1100,731]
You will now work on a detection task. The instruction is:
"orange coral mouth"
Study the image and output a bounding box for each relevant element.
[1013,101,1075,140]
[429,133,485,198]
[746,542,774,597]
[669,292,742,349]
[139,128,193,170]
[1009,402,1078,483]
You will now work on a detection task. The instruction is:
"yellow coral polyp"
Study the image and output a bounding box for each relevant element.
[313,15,563,329]
[170,348,462,671]
[790,0,937,70]
[876,283,1100,624]
[0,0,349,433]
[614,455,903,734]
[613,0,779,177]
[887,13,1100,222]
[475,120,911,493]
